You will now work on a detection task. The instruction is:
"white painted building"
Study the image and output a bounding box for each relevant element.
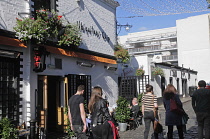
[176,13,210,83]
[118,19,200,100]
[0,0,119,134]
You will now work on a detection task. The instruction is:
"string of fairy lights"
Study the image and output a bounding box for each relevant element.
[117,0,210,17]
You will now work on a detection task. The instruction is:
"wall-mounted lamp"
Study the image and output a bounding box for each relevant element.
[117,22,132,35]
[0,49,20,58]
[104,65,117,71]
[77,61,95,68]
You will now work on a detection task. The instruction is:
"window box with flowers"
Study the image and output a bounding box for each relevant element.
[152,67,165,77]
[136,68,145,76]
[114,45,130,63]
[13,10,81,47]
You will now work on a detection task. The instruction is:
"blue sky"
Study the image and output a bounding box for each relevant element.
[117,7,210,36]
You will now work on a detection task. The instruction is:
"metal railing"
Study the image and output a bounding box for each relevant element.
[162,55,178,62]
[127,32,177,43]
[128,45,177,54]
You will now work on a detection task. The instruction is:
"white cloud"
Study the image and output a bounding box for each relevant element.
[138,27,148,31]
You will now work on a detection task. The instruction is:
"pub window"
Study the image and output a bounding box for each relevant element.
[32,0,57,17]
[0,56,20,124]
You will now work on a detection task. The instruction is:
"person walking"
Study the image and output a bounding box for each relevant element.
[163,84,183,139]
[192,80,210,139]
[142,84,159,139]
[68,85,88,139]
[88,86,118,139]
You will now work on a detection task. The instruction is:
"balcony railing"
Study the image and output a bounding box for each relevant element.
[128,44,177,54]
[162,55,178,62]
[127,32,177,43]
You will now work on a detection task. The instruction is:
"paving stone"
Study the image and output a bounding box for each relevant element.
[119,97,199,139]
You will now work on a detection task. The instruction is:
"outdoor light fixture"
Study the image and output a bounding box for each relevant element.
[104,65,117,71]
[77,61,95,68]
[117,22,132,35]
[0,49,20,58]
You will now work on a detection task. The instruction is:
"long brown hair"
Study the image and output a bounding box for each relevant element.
[163,84,177,95]
[88,86,103,113]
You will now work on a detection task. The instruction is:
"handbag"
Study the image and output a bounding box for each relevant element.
[154,119,163,133]
[152,95,163,134]
[170,96,184,115]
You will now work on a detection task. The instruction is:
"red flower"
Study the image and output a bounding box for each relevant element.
[57,16,62,20]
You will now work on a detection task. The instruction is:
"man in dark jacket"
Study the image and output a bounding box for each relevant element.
[192,80,210,139]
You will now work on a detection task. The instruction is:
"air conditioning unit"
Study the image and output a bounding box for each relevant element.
[152,55,162,63]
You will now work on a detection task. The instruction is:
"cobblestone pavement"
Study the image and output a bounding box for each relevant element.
[118,97,199,139]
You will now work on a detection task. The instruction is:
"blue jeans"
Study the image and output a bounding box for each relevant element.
[196,112,210,139]
[72,125,88,139]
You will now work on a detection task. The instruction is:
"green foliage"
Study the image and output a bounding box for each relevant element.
[14,9,81,47]
[136,68,145,76]
[114,45,130,63]
[0,117,18,139]
[137,93,143,112]
[58,25,81,47]
[115,96,131,123]
[64,106,75,137]
[152,67,165,77]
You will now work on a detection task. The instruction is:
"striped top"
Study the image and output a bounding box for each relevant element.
[142,93,157,112]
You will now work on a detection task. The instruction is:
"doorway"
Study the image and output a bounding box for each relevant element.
[37,75,62,133]
[47,76,60,133]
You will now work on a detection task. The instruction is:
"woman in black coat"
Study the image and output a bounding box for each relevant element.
[88,86,118,139]
[163,84,184,139]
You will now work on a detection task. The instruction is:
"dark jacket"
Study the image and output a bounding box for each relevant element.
[163,93,183,126]
[91,99,116,127]
[192,88,210,113]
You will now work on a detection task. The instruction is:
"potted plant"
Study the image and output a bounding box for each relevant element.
[0,117,18,139]
[136,66,145,76]
[152,67,165,77]
[114,96,131,131]
[14,9,81,47]
[114,45,130,63]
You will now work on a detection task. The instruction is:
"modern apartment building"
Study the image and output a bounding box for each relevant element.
[118,27,178,65]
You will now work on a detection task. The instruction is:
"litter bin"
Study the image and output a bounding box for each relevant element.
[189,86,197,97]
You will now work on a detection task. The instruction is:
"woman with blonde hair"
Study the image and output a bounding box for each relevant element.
[142,84,159,139]
[163,84,184,139]
[88,86,118,139]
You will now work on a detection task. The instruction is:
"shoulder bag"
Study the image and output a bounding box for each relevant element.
[152,95,163,134]
[170,95,184,115]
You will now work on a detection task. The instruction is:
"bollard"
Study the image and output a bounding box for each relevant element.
[30,119,36,139]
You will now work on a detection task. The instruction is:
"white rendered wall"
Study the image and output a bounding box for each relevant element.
[177,14,210,82]
[0,0,30,30]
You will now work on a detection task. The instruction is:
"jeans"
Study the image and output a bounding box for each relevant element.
[196,112,210,139]
[72,125,88,139]
[167,125,183,139]
[143,111,158,139]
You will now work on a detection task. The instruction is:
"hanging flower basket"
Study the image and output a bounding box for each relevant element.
[136,68,145,76]
[14,9,81,47]
[114,45,130,63]
[152,67,165,77]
